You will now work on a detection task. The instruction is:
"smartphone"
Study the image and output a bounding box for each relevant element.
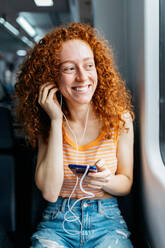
[68,164,97,174]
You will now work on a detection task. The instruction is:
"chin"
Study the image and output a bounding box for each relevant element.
[65,94,94,106]
[75,97,93,105]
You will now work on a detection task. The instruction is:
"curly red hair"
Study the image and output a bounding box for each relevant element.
[15,22,134,148]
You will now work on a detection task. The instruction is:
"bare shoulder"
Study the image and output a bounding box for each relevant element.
[119,111,134,132]
[117,111,134,145]
[116,111,134,178]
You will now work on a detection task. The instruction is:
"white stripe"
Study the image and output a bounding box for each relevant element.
[63,151,116,159]
[63,159,116,164]
[63,146,116,154]
[63,147,116,156]
[60,188,103,194]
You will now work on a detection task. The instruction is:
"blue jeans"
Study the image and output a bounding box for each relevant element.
[30,197,133,248]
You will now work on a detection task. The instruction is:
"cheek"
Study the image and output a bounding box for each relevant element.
[90,70,98,82]
[60,75,74,85]
[58,78,74,96]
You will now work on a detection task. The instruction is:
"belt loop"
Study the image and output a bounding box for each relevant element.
[98,200,102,214]
[61,198,67,212]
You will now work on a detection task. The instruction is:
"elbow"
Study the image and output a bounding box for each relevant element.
[35,176,63,203]
[123,175,133,194]
[35,181,61,202]
[116,187,132,197]
[116,176,133,196]
[121,187,132,196]
[42,192,59,202]
[121,180,133,196]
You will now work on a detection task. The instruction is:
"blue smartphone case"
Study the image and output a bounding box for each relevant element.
[68,164,97,173]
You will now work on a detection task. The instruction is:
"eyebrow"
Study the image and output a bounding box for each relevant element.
[60,57,94,65]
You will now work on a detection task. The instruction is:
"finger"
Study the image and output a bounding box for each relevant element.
[39,82,54,96]
[87,184,102,189]
[39,85,57,104]
[95,159,106,172]
[88,170,110,178]
[40,85,56,103]
[39,82,55,91]
[47,88,59,104]
[85,176,110,187]
[38,83,48,103]
[38,82,56,101]
[84,175,106,183]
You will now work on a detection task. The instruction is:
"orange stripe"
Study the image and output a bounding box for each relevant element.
[63,142,116,151]
[60,127,118,198]
[63,158,117,165]
[63,149,116,157]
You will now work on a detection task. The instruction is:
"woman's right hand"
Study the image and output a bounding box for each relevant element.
[38,82,63,121]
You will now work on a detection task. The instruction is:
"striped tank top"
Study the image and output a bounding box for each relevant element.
[59,128,118,199]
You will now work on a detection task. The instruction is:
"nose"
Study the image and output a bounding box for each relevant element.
[76,67,88,82]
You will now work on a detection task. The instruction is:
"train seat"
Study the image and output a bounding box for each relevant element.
[0,154,16,232]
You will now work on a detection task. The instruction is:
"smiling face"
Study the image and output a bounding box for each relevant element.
[57,39,98,106]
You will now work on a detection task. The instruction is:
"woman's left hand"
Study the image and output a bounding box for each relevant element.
[83,160,112,189]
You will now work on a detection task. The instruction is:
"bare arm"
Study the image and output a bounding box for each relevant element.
[85,112,134,196]
[103,112,134,195]
[35,120,63,202]
[35,83,64,202]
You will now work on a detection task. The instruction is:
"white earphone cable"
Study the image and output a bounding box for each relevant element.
[60,94,95,235]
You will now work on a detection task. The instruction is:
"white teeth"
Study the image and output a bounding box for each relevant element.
[75,86,88,91]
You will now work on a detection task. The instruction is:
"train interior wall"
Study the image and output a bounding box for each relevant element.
[93,0,149,247]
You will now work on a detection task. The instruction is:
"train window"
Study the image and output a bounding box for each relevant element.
[160,0,165,164]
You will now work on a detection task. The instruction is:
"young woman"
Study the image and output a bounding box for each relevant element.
[15,22,134,248]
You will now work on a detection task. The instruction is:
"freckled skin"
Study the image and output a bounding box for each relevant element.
[57,39,98,106]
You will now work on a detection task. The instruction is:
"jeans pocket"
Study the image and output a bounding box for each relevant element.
[42,208,60,221]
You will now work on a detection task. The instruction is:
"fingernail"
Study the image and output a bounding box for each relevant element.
[96,159,105,167]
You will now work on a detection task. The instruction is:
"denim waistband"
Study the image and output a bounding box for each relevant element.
[46,197,118,213]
